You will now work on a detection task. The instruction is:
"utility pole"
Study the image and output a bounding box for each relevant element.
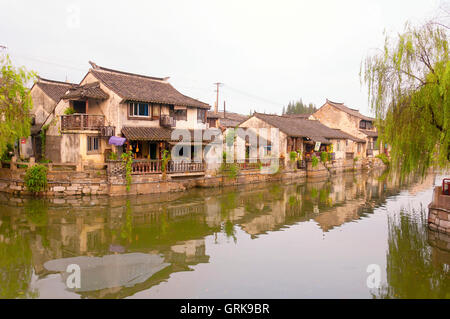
[213,82,223,114]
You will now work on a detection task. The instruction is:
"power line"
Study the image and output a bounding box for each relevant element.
[8,52,86,72]
[223,84,283,107]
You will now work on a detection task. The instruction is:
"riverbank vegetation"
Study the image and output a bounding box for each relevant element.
[0,54,36,157]
[24,164,48,193]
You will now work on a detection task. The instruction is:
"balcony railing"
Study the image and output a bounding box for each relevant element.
[132,160,163,175]
[160,115,176,127]
[61,114,105,131]
[131,160,204,175]
[169,161,204,173]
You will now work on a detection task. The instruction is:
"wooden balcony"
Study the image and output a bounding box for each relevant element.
[61,114,105,131]
[160,115,176,127]
[132,160,163,175]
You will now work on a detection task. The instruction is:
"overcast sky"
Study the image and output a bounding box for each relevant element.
[0,0,443,116]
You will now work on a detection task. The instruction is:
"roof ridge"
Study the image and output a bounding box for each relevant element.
[169,83,209,106]
[325,99,374,120]
[89,61,168,82]
[326,98,344,105]
[38,77,75,86]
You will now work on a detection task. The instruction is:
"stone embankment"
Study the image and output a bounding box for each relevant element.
[0,157,385,197]
[428,186,450,234]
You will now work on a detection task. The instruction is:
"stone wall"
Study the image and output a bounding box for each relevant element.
[428,186,450,234]
[0,167,109,197]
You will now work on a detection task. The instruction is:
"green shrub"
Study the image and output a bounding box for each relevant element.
[0,144,13,161]
[227,163,240,179]
[219,162,240,179]
[24,165,48,193]
[289,151,297,162]
[320,151,328,163]
[121,151,133,191]
[311,155,319,168]
[108,152,118,160]
[64,106,76,115]
[376,153,390,166]
[161,149,170,180]
[354,156,359,162]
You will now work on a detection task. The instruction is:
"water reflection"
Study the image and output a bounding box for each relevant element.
[374,209,450,299]
[0,170,447,298]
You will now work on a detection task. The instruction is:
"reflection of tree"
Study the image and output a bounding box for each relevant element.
[0,218,37,299]
[223,220,237,243]
[219,193,238,242]
[120,200,133,244]
[25,199,49,247]
[374,209,450,299]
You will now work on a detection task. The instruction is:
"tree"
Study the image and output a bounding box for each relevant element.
[0,54,36,157]
[362,21,449,176]
[283,99,317,115]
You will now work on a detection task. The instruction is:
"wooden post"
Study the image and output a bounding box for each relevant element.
[10,156,17,171]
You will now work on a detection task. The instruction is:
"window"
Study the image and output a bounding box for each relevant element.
[373,137,379,150]
[175,109,187,121]
[357,143,362,153]
[336,141,340,152]
[152,104,160,119]
[197,109,206,123]
[87,136,99,152]
[208,118,217,128]
[129,102,149,117]
[360,120,373,130]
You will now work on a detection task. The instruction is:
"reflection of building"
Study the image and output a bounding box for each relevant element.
[0,169,426,298]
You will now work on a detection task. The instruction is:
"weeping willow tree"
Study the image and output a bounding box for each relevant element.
[362,22,449,176]
[0,54,36,157]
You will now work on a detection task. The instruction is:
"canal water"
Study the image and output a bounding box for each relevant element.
[0,170,448,299]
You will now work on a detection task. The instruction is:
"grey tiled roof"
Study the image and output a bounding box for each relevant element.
[323,99,375,121]
[35,78,75,102]
[89,62,210,109]
[64,82,109,100]
[122,127,172,141]
[252,112,363,143]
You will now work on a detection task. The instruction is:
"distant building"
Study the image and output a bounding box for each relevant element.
[312,99,386,157]
[239,112,365,165]
[206,110,248,129]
